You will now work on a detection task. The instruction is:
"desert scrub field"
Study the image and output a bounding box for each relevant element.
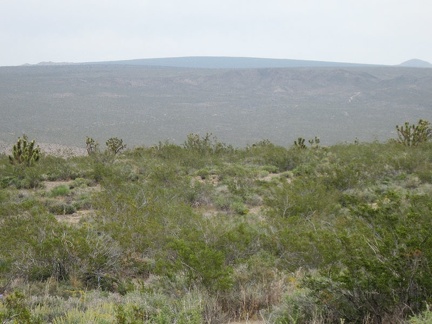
[1,127,432,323]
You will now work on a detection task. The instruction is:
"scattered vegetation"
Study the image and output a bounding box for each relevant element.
[1,124,432,323]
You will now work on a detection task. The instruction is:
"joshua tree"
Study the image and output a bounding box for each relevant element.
[308,136,321,148]
[86,137,99,155]
[8,135,41,166]
[106,137,127,155]
[294,137,307,149]
[396,119,432,146]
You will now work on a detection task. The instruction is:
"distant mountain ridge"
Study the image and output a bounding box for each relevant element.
[20,56,431,69]
[88,56,376,69]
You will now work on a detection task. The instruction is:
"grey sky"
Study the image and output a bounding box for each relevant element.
[0,0,430,66]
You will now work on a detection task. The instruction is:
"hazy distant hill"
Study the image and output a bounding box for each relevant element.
[24,56,432,69]
[399,59,432,68]
[1,64,432,149]
[90,56,373,69]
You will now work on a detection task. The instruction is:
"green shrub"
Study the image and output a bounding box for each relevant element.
[113,291,204,324]
[41,155,82,181]
[246,141,294,171]
[214,194,232,211]
[160,237,233,292]
[2,132,432,323]
[149,141,185,161]
[184,133,232,155]
[90,161,112,182]
[72,195,93,211]
[183,181,213,207]
[230,201,249,215]
[302,190,432,322]
[6,219,121,285]
[267,286,323,324]
[71,177,91,188]
[265,177,338,219]
[5,166,44,189]
[47,202,76,215]
[410,305,432,324]
[0,291,42,323]
[220,254,285,320]
[49,185,70,197]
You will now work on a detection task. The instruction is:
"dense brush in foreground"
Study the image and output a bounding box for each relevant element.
[1,133,432,323]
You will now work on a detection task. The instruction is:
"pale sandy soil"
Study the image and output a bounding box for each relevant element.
[0,140,86,157]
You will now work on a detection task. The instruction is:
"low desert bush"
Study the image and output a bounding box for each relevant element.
[409,305,432,324]
[0,291,42,323]
[1,130,432,323]
[49,185,70,197]
[47,202,76,215]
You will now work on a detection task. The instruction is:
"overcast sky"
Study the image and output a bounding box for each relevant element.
[0,0,431,66]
